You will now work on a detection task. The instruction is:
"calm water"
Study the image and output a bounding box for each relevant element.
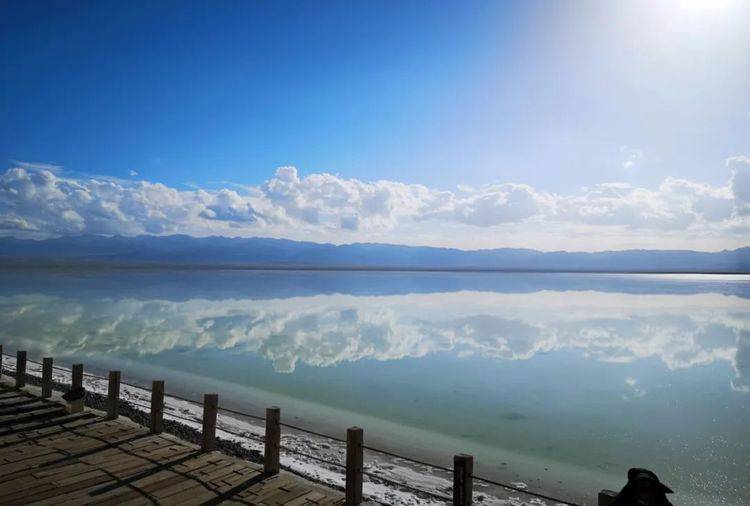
[1,269,748,504]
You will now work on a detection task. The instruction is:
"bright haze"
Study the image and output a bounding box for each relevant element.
[1,0,749,251]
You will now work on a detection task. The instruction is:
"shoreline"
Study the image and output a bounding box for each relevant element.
[0,261,748,275]
[2,353,581,506]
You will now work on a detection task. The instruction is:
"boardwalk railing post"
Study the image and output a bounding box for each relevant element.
[72,363,83,389]
[150,380,165,434]
[202,393,219,451]
[42,357,53,398]
[107,371,121,419]
[68,363,84,413]
[346,426,364,506]
[16,350,27,388]
[264,406,280,474]
[453,454,473,506]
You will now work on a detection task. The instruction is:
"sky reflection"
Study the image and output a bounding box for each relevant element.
[1,288,747,392]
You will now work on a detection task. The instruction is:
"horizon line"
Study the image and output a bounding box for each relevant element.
[1,233,748,255]
[1,261,748,276]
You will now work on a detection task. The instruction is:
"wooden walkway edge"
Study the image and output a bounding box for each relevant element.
[0,378,345,506]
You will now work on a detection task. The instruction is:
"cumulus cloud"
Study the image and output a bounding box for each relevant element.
[449,183,549,226]
[0,160,748,249]
[728,155,750,215]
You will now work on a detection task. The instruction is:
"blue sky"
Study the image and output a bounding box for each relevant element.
[1,0,749,250]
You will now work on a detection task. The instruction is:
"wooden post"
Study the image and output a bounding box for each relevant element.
[72,363,83,389]
[107,371,121,419]
[346,426,364,506]
[150,380,165,434]
[598,490,618,506]
[264,406,280,474]
[16,350,27,388]
[42,357,53,398]
[453,454,473,506]
[201,393,219,451]
[68,363,84,413]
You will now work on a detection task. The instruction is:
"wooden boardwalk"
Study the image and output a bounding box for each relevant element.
[0,382,345,506]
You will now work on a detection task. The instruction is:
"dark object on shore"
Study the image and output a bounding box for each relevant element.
[62,386,86,402]
[612,468,673,506]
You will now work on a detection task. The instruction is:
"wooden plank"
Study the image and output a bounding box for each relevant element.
[154,462,250,501]
[238,473,287,498]
[0,403,64,421]
[203,461,256,487]
[0,411,96,439]
[157,458,254,504]
[0,394,30,404]
[0,414,97,447]
[82,441,170,467]
[0,462,92,498]
[157,481,222,506]
[36,424,138,449]
[0,386,345,506]
[89,469,187,505]
[32,461,92,479]
[20,471,115,503]
[0,388,27,397]
[0,397,43,411]
[0,449,68,478]
[36,427,144,456]
[0,442,60,463]
[0,406,68,425]
[169,450,227,474]
[251,479,306,504]
[257,482,310,505]
[284,490,328,506]
[0,391,27,400]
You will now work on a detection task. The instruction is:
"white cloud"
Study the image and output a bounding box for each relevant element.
[728,155,750,215]
[129,170,139,177]
[8,160,63,174]
[620,146,644,170]
[731,330,750,393]
[449,183,549,226]
[0,160,748,250]
[623,377,646,399]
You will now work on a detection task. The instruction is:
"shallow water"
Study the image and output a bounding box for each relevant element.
[1,269,748,505]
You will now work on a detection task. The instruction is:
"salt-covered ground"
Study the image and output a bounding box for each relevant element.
[2,355,569,506]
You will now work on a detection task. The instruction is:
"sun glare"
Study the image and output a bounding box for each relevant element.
[678,0,734,11]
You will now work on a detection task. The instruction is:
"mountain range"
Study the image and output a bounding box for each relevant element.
[0,235,748,273]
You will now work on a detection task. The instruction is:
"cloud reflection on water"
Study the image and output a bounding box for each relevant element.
[1,290,747,392]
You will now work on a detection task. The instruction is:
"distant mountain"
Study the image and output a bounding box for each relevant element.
[0,235,748,273]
